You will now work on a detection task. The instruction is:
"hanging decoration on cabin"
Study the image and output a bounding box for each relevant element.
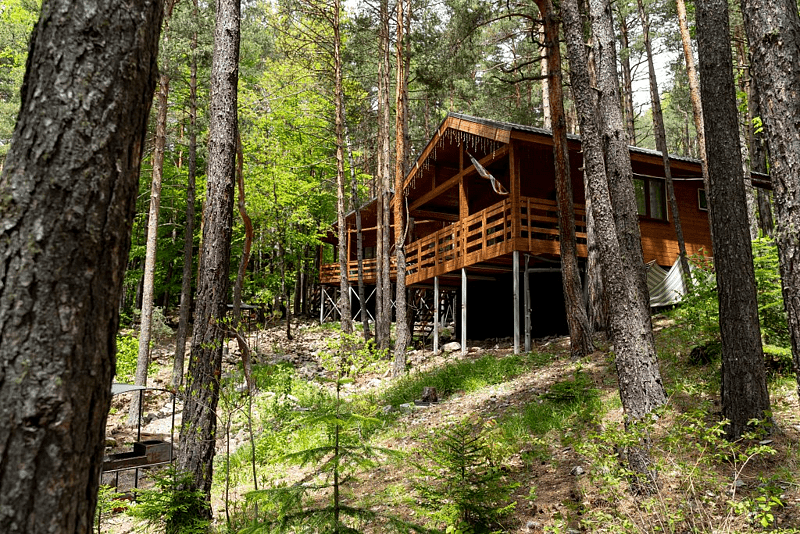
[467,151,509,195]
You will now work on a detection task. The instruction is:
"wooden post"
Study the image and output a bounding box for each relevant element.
[510,141,519,243]
[434,276,440,355]
[524,255,532,352]
[320,285,325,323]
[461,268,467,355]
[513,250,520,354]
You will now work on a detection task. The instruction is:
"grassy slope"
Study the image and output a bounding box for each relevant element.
[206,315,800,533]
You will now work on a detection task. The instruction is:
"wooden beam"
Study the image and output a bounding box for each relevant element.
[403,117,456,191]
[410,209,459,222]
[409,145,510,211]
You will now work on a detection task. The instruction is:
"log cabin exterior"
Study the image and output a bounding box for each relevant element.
[319,113,756,347]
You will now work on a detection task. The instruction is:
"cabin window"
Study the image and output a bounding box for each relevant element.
[364,246,375,260]
[698,189,708,211]
[634,176,667,221]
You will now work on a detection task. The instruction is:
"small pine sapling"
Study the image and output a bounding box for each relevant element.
[414,417,518,533]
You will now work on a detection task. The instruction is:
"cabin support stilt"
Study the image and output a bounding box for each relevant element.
[320,285,325,323]
[434,276,440,355]
[524,255,532,352]
[513,251,520,354]
[461,268,467,355]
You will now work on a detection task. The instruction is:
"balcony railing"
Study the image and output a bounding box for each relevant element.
[320,196,586,285]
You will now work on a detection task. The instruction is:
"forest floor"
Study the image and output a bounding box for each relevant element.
[100,314,800,534]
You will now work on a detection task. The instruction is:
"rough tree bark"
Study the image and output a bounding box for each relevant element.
[333,0,352,334]
[177,0,239,507]
[739,0,800,398]
[564,0,667,488]
[393,0,410,375]
[534,0,594,358]
[376,0,392,350]
[696,0,771,439]
[0,0,163,531]
[590,0,653,325]
[173,0,199,387]
[636,0,691,283]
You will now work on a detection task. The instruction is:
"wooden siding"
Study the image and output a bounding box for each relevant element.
[639,179,712,266]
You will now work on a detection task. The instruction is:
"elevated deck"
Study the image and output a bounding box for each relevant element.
[320,195,585,286]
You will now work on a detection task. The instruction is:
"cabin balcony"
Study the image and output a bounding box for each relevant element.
[320,195,586,286]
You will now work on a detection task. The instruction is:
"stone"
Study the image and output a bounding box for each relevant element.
[570,466,585,476]
[443,341,461,353]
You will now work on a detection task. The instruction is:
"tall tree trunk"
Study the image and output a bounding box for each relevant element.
[748,79,774,237]
[675,0,712,204]
[590,0,653,318]
[232,132,253,326]
[376,0,392,350]
[739,0,800,399]
[345,126,371,340]
[174,6,199,388]
[0,0,163,530]
[130,5,174,424]
[393,0,410,375]
[539,22,551,130]
[333,0,352,334]
[696,0,771,439]
[616,13,637,145]
[177,0,239,508]
[535,0,594,358]
[567,0,667,489]
[636,0,691,283]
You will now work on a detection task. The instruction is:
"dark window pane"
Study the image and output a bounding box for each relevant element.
[649,179,666,220]
[634,178,646,216]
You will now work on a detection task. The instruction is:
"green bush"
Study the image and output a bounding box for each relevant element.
[677,240,791,371]
[115,334,139,382]
[127,467,210,534]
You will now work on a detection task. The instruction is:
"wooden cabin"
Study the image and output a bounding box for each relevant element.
[320,113,740,350]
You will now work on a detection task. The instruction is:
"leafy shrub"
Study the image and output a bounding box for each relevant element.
[115,334,139,382]
[677,240,791,371]
[127,467,210,534]
[414,417,518,533]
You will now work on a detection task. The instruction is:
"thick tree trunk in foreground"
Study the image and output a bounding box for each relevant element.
[563,0,666,488]
[174,10,199,387]
[637,0,691,283]
[739,0,800,398]
[177,0,239,507]
[697,0,771,439]
[393,0,410,375]
[0,0,163,531]
[535,0,593,358]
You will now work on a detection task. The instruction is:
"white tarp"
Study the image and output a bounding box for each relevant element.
[647,257,690,307]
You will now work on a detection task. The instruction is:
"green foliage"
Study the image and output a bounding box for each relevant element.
[577,408,780,533]
[676,241,792,373]
[95,485,128,533]
[115,334,140,382]
[240,337,422,534]
[414,417,518,533]
[127,467,210,534]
